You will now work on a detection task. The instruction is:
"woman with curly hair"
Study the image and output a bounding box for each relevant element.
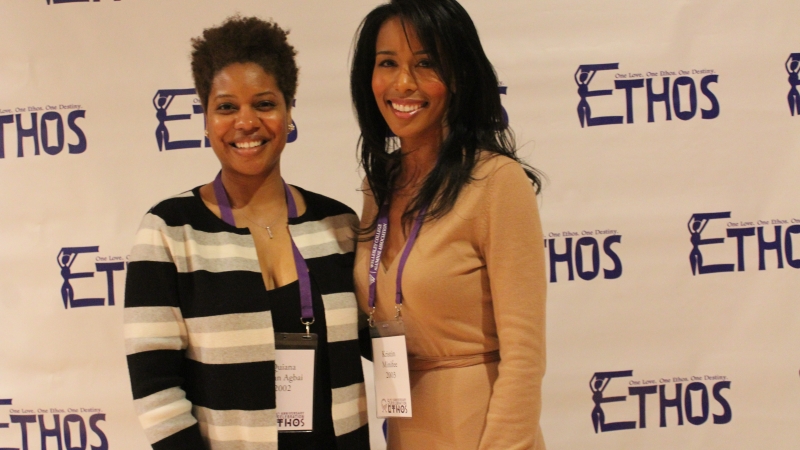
[351,0,547,448]
[124,16,369,450]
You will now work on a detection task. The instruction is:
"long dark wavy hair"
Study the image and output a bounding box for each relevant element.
[351,0,542,235]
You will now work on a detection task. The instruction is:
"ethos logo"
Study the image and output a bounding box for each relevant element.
[153,89,298,152]
[276,412,305,429]
[57,247,126,309]
[688,212,800,275]
[787,54,800,116]
[0,105,86,159]
[590,370,731,433]
[575,63,719,127]
[380,398,408,415]
[1,398,108,450]
[545,229,622,282]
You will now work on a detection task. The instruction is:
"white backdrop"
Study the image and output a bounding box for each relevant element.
[1,1,799,449]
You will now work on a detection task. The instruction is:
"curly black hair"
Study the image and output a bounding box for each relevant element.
[191,15,298,111]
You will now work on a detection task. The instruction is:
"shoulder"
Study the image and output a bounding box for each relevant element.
[291,186,359,236]
[470,153,536,197]
[143,187,201,226]
[142,185,240,234]
[147,188,196,215]
[289,186,359,256]
[293,186,357,221]
[471,154,542,249]
[473,153,528,180]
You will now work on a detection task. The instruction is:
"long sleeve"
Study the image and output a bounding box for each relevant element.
[356,181,378,362]
[477,161,547,450]
[124,212,206,449]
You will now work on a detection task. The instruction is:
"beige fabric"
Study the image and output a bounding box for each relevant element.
[355,155,547,450]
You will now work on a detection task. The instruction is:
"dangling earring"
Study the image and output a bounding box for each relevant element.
[204,129,209,137]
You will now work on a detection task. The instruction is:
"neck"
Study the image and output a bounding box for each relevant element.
[397,132,443,192]
[220,168,285,215]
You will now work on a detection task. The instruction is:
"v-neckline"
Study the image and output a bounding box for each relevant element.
[380,236,407,274]
[380,259,390,274]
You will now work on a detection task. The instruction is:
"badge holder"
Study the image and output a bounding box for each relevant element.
[366,202,425,419]
[275,324,318,433]
[212,174,320,433]
[369,306,413,418]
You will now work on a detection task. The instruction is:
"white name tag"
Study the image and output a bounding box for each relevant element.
[275,333,317,432]
[370,320,412,418]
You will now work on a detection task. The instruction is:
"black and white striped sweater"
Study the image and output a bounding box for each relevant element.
[124,185,369,449]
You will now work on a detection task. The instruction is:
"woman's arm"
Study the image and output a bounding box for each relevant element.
[477,161,547,450]
[124,212,205,449]
[357,180,378,361]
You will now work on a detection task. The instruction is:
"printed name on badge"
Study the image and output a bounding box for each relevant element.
[275,333,318,432]
[371,321,412,418]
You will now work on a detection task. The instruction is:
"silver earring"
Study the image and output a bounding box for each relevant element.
[204,129,209,137]
[288,123,296,132]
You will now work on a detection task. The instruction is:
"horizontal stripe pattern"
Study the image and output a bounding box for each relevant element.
[189,325,273,348]
[199,439,277,450]
[331,383,368,436]
[132,215,260,273]
[185,312,274,364]
[198,423,278,446]
[125,186,368,449]
[195,406,277,446]
[290,213,356,259]
[135,387,197,445]
[184,311,273,333]
[322,292,360,343]
[125,306,187,355]
[194,406,275,427]
[186,345,273,365]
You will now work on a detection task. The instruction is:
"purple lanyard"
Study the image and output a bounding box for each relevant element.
[367,201,427,316]
[213,172,314,324]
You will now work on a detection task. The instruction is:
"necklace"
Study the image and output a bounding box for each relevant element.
[238,210,286,239]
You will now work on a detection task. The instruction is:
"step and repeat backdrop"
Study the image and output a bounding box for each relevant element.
[1,0,799,449]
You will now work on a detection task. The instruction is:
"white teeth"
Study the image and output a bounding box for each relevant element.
[233,141,265,149]
[392,103,422,113]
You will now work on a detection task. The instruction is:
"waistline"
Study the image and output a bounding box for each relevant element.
[408,350,500,371]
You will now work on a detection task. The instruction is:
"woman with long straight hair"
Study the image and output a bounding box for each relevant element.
[351,0,547,448]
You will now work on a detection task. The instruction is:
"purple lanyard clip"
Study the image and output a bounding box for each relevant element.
[367,200,426,325]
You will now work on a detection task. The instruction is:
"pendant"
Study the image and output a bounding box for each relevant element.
[266,226,274,239]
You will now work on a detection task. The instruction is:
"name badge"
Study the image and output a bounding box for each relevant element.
[275,333,318,432]
[370,320,412,418]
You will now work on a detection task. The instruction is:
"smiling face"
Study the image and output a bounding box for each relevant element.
[206,62,291,180]
[372,17,449,147]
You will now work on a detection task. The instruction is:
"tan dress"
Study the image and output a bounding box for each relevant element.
[354,155,547,450]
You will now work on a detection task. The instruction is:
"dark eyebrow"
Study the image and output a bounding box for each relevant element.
[375,50,430,56]
[213,91,278,100]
